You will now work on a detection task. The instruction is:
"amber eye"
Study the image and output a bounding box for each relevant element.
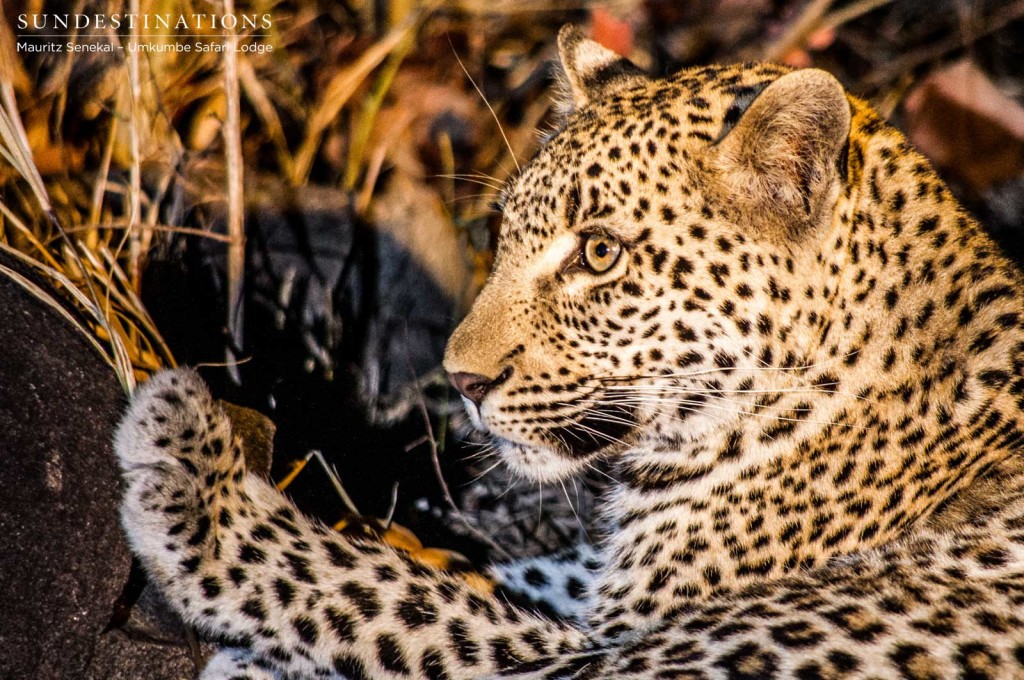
[582,234,622,273]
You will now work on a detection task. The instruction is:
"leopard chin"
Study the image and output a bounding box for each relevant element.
[475,398,638,482]
[495,439,596,484]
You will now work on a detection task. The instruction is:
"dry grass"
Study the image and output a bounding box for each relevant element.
[0,48,157,392]
[0,0,451,393]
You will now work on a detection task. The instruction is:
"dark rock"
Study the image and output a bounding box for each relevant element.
[220,400,276,478]
[84,632,202,680]
[0,248,131,678]
[83,584,213,680]
[0,249,238,679]
[167,167,468,421]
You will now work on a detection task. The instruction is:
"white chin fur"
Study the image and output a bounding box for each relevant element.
[498,440,588,483]
[462,395,486,431]
[469,397,589,483]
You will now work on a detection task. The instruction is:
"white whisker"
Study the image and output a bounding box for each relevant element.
[585,462,618,484]
[496,473,520,500]
[593,352,859,384]
[570,421,631,448]
[560,479,587,537]
[607,394,861,430]
[467,459,504,485]
[432,174,505,191]
[451,46,520,174]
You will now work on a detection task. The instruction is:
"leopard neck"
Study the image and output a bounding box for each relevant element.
[592,99,1024,630]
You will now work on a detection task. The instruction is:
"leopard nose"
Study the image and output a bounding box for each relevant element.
[448,367,513,407]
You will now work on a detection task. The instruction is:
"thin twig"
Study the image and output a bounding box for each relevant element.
[405,435,430,452]
[125,0,143,287]
[401,333,511,560]
[821,0,893,31]
[88,104,119,250]
[53,222,234,244]
[762,0,835,62]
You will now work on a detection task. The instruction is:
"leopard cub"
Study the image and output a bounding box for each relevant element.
[117,25,1024,679]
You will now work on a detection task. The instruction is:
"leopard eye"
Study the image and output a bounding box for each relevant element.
[582,234,622,273]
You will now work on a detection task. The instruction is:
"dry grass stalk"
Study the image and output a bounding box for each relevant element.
[821,0,893,31]
[0,198,59,268]
[125,0,144,287]
[222,0,246,385]
[292,14,422,186]
[343,29,417,191]
[0,6,183,392]
[0,76,146,390]
[238,56,295,179]
[0,16,30,93]
[0,89,51,216]
[87,110,120,251]
[59,222,235,243]
[0,249,110,362]
[402,340,511,560]
[0,240,145,392]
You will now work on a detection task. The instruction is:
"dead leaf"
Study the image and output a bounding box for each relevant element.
[807,26,835,51]
[591,8,634,57]
[782,48,812,68]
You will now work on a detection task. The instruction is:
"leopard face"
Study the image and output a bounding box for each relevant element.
[445,37,851,483]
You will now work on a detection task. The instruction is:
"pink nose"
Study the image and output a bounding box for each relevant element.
[448,367,512,406]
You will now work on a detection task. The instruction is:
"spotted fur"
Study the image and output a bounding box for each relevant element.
[117,26,1024,679]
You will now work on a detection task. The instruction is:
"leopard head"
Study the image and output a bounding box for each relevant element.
[444,26,852,482]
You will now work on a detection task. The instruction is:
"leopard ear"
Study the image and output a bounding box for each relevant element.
[715,69,851,228]
[555,24,645,114]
